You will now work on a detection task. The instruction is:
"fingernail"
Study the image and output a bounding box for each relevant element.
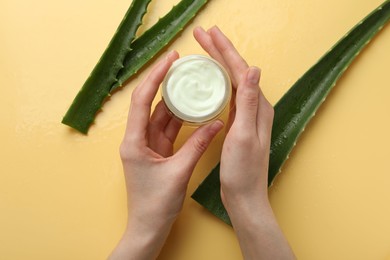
[247,67,261,85]
[166,50,177,60]
[194,26,204,32]
[211,25,220,32]
[211,120,224,132]
[208,25,218,34]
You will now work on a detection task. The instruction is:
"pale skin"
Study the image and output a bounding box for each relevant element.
[109,26,295,260]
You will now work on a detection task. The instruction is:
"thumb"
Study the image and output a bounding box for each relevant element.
[174,120,224,171]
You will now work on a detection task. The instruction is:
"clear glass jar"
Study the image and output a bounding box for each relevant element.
[162,55,231,125]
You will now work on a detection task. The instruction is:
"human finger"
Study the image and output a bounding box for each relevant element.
[226,97,236,132]
[164,117,182,144]
[174,120,224,174]
[149,100,171,134]
[193,26,229,74]
[256,90,274,142]
[124,51,179,141]
[149,100,182,144]
[234,67,261,132]
[208,26,248,87]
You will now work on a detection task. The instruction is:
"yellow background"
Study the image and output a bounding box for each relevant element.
[1,0,390,259]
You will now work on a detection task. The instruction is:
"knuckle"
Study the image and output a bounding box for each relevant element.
[236,134,254,148]
[259,138,271,151]
[119,139,139,162]
[119,142,134,160]
[130,88,142,104]
[241,87,259,107]
[192,136,209,155]
[229,127,254,146]
[119,142,130,160]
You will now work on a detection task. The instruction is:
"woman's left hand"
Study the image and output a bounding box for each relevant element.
[110,50,223,260]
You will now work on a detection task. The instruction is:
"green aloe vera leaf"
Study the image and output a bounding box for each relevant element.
[63,0,209,134]
[111,0,208,91]
[192,0,390,225]
[62,0,152,134]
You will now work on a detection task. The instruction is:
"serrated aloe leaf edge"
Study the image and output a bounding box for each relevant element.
[62,0,208,134]
[192,0,390,225]
[112,0,208,91]
[62,0,152,134]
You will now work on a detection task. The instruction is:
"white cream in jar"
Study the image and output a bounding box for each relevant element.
[162,55,231,124]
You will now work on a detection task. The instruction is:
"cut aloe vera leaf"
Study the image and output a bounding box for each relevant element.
[111,0,208,91]
[192,0,390,225]
[62,0,152,134]
[62,0,208,134]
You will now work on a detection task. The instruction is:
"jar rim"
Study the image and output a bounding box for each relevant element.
[161,55,231,124]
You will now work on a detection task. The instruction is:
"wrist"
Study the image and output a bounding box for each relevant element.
[223,194,295,259]
[109,215,175,260]
[222,190,273,221]
[126,212,175,238]
[221,189,281,238]
[221,184,270,213]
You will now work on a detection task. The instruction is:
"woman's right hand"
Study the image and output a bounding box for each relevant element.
[194,26,295,260]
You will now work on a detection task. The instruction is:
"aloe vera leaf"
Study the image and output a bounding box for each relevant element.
[111,0,208,91]
[62,0,152,134]
[192,0,390,225]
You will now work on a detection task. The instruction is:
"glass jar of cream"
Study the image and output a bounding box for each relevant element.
[162,55,231,124]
